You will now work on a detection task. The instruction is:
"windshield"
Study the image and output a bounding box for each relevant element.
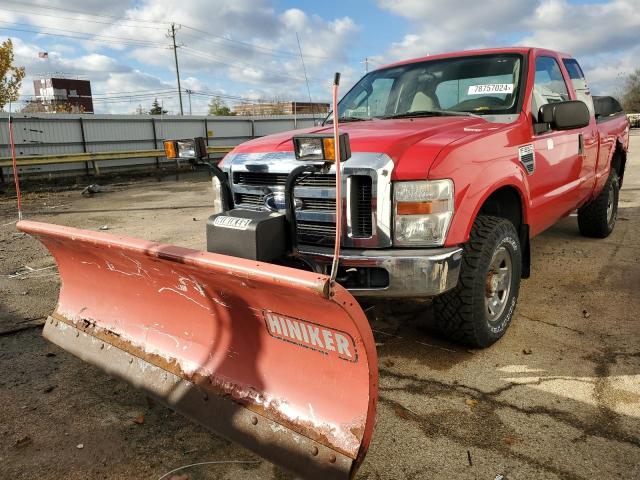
[336,54,523,121]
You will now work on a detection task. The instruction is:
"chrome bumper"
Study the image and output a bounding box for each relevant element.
[299,246,463,298]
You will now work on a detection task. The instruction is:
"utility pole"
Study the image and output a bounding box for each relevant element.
[364,57,369,73]
[167,23,184,115]
[185,89,193,115]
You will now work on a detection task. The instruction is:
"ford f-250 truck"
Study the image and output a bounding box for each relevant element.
[15,47,630,479]
[209,47,629,348]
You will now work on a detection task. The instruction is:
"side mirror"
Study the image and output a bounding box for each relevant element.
[538,100,590,131]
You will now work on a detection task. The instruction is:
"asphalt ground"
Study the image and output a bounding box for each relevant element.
[1,133,638,479]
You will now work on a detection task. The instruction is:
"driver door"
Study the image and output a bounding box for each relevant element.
[527,55,592,234]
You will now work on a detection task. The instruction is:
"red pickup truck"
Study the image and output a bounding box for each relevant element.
[217,47,630,347]
[15,47,630,479]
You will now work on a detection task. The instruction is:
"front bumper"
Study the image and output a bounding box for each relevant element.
[299,246,463,298]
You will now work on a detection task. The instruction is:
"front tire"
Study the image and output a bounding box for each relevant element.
[577,172,619,238]
[433,215,522,348]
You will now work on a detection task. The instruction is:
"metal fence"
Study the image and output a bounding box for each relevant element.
[0,113,318,179]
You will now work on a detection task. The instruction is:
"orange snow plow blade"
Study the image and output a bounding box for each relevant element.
[17,220,377,479]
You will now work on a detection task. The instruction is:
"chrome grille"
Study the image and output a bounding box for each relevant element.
[234,172,288,186]
[299,197,335,211]
[229,159,385,247]
[350,176,373,238]
[234,172,336,187]
[233,193,264,207]
[233,193,336,211]
[297,222,336,246]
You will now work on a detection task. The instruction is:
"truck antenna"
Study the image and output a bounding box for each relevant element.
[295,32,316,124]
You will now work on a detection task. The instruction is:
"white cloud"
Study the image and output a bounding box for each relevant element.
[3,0,638,113]
[520,0,640,56]
[378,0,535,58]
[2,0,361,112]
[376,0,640,94]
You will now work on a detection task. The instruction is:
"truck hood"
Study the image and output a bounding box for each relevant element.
[230,116,494,176]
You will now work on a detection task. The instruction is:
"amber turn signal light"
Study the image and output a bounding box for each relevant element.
[163,140,178,159]
[396,199,450,215]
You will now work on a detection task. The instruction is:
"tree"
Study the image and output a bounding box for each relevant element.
[134,103,145,115]
[149,98,167,115]
[621,68,640,112]
[208,96,234,116]
[0,39,26,110]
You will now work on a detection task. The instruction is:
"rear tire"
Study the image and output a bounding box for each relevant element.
[433,215,522,348]
[577,172,619,238]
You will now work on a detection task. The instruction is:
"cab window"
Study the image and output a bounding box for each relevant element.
[531,56,569,121]
[562,58,585,80]
[342,77,394,118]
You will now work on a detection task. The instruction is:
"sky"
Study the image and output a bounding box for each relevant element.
[1,0,638,114]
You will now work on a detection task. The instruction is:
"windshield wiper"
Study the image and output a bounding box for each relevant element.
[325,116,369,124]
[382,109,483,120]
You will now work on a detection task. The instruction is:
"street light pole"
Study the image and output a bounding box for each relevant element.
[186,89,193,115]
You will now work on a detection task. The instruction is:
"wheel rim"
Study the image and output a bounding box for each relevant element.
[606,185,615,225]
[484,246,513,322]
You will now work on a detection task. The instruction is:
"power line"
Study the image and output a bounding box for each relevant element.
[0,25,168,48]
[90,89,177,97]
[2,0,168,25]
[180,46,313,84]
[20,91,175,99]
[0,6,165,30]
[0,21,167,46]
[188,90,263,103]
[180,24,333,61]
[0,20,319,85]
[1,2,353,63]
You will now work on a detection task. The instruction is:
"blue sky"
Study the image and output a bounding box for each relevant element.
[1,0,638,114]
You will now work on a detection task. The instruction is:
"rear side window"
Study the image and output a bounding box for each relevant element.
[562,58,585,80]
[562,57,595,117]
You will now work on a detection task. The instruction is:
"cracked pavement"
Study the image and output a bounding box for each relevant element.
[1,133,639,479]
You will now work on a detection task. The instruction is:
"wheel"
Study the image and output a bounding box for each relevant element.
[433,215,522,348]
[577,172,619,238]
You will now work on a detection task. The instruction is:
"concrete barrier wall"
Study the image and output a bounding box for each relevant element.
[0,113,319,178]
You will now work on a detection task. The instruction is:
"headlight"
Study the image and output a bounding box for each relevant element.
[292,133,351,162]
[393,180,454,246]
[163,137,207,160]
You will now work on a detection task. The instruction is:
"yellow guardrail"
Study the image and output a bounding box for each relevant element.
[0,146,234,168]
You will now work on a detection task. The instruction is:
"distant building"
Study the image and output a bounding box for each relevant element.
[33,78,94,113]
[233,101,329,116]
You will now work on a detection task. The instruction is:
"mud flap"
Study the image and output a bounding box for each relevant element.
[17,221,377,479]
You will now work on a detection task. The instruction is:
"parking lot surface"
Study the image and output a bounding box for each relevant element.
[1,133,639,479]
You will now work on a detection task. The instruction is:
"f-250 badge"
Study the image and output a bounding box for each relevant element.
[519,144,535,174]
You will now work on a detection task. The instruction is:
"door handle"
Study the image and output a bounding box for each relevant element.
[578,133,584,155]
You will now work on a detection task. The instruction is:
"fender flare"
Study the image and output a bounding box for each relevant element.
[457,177,531,278]
[459,175,530,244]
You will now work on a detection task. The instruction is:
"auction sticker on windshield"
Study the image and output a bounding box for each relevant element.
[468,84,514,95]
